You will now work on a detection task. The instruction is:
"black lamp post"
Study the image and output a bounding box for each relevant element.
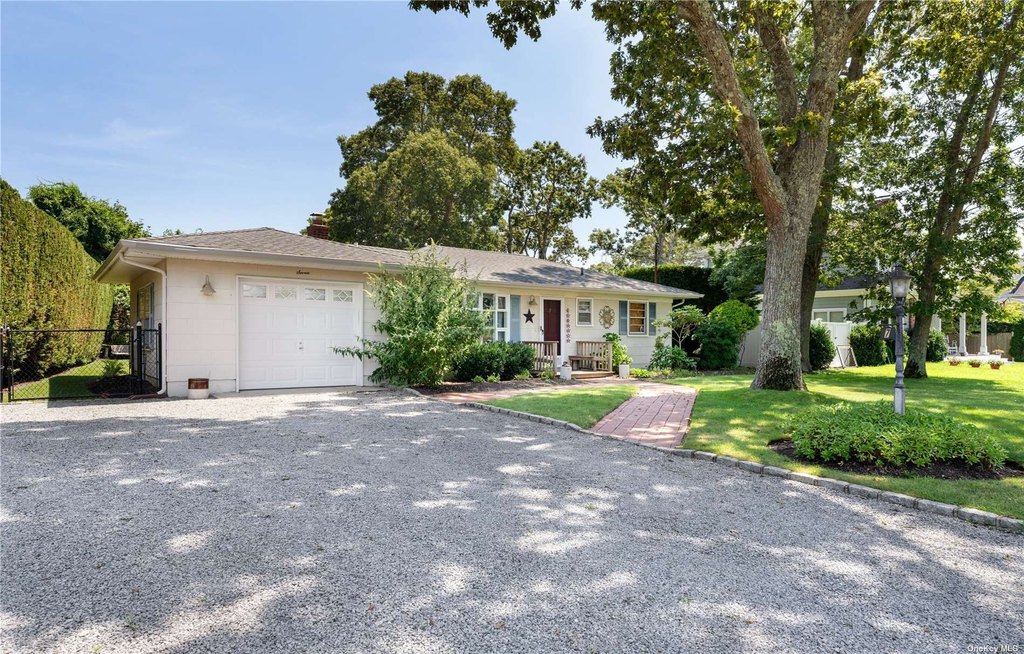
[889,263,911,416]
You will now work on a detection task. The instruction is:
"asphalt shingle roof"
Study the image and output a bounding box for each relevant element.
[131,227,410,265]
[124,228,699,297]
[425,246,698,296]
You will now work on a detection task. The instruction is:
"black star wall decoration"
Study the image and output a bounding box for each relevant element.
[523,309,535,323]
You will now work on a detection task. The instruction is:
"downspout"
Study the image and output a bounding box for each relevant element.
[118,251,168,396]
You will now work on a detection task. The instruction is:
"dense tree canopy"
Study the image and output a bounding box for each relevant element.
[27,181,147,261]
[497,141,596,262]
[413,0,876,391]
[328,72,517,249]
[830,0,1024,377]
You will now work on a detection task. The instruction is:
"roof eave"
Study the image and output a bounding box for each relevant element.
[104,240,406,276]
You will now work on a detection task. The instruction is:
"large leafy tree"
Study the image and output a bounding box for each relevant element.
[413,0,875,390]
[497,141,597,262]
[328,72,517,249]
[27,181,148,261]
[832,0,1024,378]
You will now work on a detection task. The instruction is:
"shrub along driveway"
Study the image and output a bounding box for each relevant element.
[2,391,1022,653]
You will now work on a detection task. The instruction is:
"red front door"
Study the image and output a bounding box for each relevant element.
[543,299,561,355]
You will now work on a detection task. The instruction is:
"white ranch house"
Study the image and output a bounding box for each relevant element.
[94,227,701,397]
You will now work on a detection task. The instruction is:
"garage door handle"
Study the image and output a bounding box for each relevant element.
[298,340,304,350]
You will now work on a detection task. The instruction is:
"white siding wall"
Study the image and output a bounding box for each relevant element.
[132,259,680,396]
[132,259,382,397]
[477,286,673,368]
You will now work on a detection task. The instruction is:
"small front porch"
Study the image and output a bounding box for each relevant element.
[522,340,617,379]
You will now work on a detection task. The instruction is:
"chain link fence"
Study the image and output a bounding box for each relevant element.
[1,324,161,401]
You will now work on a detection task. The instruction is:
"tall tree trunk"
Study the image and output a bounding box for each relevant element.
[752,212,811,390]
[799,197,830,372]
[904,259,940,378]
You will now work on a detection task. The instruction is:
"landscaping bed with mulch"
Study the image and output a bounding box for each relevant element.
[769,439,1024,481]
[415,377,591,396]
[87,375,158,398]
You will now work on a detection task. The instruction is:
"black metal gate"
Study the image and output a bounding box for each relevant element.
[1,323,162,401]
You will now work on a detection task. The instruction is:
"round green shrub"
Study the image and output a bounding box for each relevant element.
[926,329,948,362]
[452,342,505,382]
[707,300,759,334]
[694,319,741,370]
[808,324,836,371]
[788,401,1007,469]
[849,324,888,367]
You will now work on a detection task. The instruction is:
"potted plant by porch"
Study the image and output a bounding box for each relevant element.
[604,333,632,378]
[990,361,1003,369]
[968,359,982,368]
[949,358,960,366]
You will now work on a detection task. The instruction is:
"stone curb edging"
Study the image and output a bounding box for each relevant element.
[441,396,1024,535]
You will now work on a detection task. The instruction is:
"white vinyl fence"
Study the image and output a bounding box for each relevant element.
[739,321,856,368]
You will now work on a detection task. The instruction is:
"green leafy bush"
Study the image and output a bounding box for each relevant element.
[452,341,536,382]
[603,333,632,366]
[849,325,888,367]
[630,368,653,379]
[789,401,1006,469]
[708,300,759,334]
[0,180,114,379]
[336,248,489,387]
[502,342,535,380]
[808,324,836,372]
[926,329,948,362]
[694,319,741,370]
[102,360,124,378]
[650,345,697,371]
[453,341,506,381]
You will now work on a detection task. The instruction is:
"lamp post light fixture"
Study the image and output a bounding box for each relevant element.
[889,263,911,416]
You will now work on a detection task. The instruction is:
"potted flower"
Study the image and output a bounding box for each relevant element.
[604,333,632,378]
[949,358,960,366]
[990,361,1003,370]
[968,359,982,368]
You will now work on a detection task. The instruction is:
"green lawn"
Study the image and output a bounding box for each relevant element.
[663,363,1024,519]
[484,385,638,429]
[8,359,118,401]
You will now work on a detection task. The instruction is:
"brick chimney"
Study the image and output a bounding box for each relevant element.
[307,213,329,239]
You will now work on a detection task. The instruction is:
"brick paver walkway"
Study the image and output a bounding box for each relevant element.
[590,385,698,448]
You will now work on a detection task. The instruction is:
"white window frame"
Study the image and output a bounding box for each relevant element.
[137,283,155,329]
[813,309,846,323]
[474,292,510,342]
[627,301,648,336]
[576,298,593,327]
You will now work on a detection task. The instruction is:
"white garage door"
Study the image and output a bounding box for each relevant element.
[238,278,363,390]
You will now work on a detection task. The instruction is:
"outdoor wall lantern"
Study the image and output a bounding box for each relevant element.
[201,275,216,296]
[889,263,911,416]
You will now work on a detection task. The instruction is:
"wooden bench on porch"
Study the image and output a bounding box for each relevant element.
[569,340,613,372]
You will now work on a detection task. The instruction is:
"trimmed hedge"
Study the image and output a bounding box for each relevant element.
[926,329,947,362]
[0,180,113,378]
[694,318,741,370]
[619,265,732,313]
[1010,321,1024,362]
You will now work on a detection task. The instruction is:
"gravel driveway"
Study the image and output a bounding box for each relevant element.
[2,389,1021,653]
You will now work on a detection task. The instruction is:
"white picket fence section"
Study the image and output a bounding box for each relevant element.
[739,321,855,369]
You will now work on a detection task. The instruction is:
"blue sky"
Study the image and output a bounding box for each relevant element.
[1,1,628,261]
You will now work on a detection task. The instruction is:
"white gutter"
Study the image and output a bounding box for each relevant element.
[117,252,168,396]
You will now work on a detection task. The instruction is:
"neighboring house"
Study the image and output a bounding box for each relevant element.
[93,227,701,397]
[998,274,1024,307]
[742,276,942,367]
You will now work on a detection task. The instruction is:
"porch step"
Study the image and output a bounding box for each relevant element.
[571,371,617,380]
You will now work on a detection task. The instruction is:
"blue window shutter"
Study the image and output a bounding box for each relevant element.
[648,302,657,336]
[618,300,628,335]
[510,295,521,342]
